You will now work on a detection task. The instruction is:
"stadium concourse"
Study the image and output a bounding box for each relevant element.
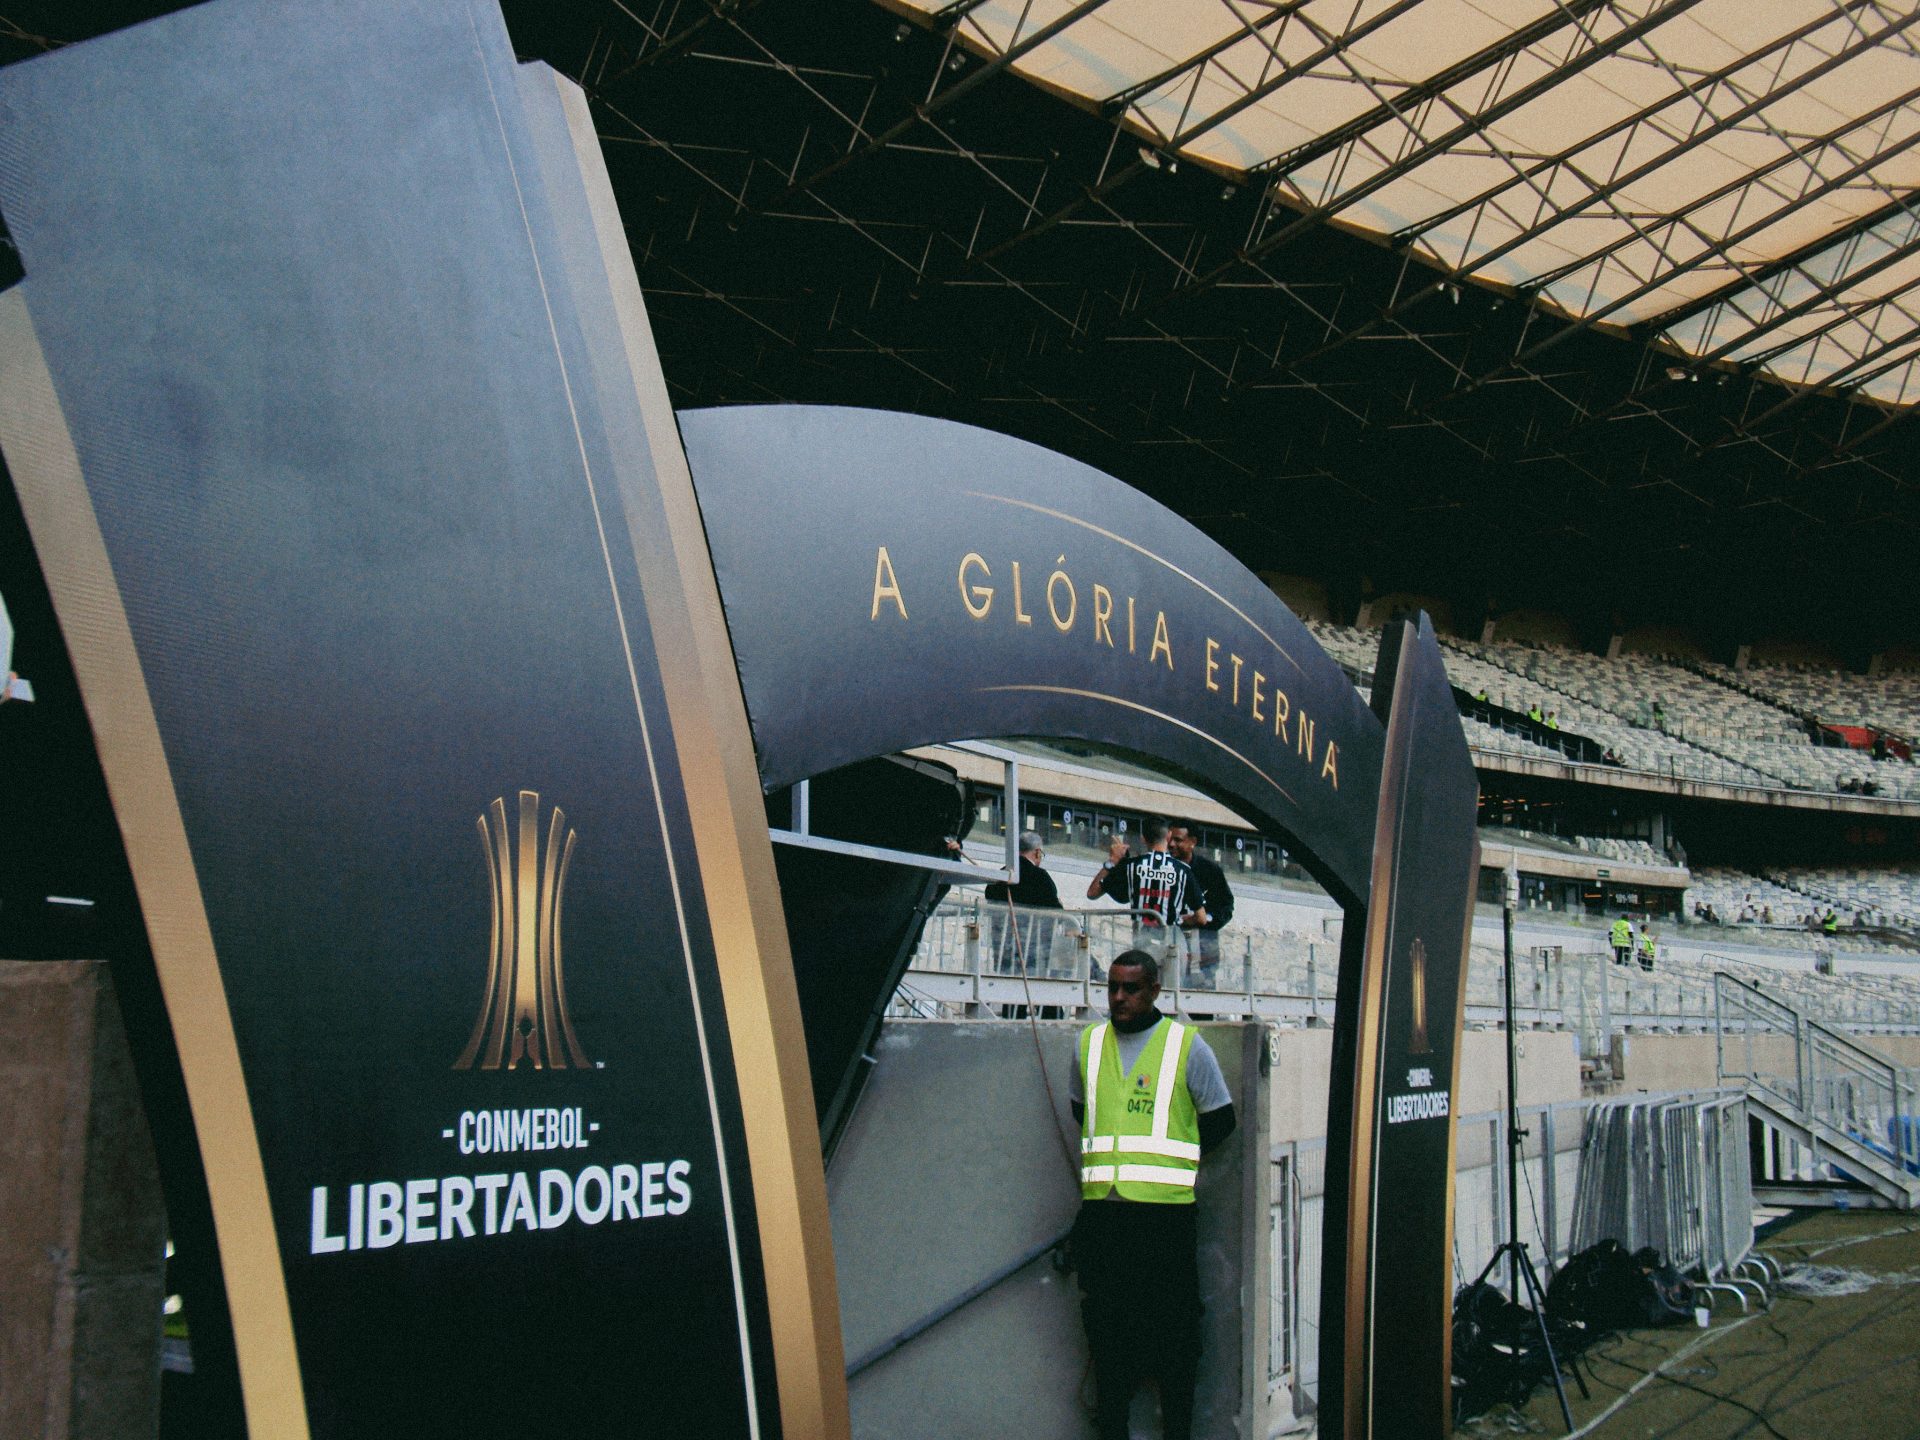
[9,2,1920,1438]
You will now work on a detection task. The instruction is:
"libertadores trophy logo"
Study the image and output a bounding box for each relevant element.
[454,790,592,1070]
[1408,936,1431,1055]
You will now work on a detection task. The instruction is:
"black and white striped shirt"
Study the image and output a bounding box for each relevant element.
[1097,850,1194,928]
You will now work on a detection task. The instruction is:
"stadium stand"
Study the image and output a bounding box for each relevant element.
[1774,863,1920,931]
[1300,618,1920,799]
[1702,660,1920,739]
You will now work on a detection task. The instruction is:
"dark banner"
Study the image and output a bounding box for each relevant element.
[0,3,838,1436]
[1320,616,1481,1440]
[680,404,1385,904]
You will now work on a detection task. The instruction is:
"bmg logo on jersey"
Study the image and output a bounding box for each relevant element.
[454,790,593,1071]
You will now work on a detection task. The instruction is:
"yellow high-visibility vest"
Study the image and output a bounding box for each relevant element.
[1611,919,1632,948]
[1078,1018,1200,1204]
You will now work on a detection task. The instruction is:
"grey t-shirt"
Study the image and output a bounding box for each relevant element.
[1068,1016,1232,1114]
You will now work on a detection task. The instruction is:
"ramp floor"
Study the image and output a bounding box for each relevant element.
[1452,1211,1920,1440]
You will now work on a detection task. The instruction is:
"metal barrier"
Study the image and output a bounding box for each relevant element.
[1566,1092,1760,1310]
[900,896,1920,1036]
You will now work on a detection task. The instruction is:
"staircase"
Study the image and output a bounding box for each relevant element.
[1716,972,1920,1209]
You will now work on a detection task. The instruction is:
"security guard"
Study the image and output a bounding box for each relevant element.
[1068,949,1235,1440]
[1638,924,1656,972]
[1610,914,1633,967]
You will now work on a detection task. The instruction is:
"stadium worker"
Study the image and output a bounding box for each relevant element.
[982,829,1061,975]
[1168,823,1233,990]
[1068,949,1236,1440]
[1638,923,1656,972]
[1087,817,1200,945]
[1610,914,1633,967]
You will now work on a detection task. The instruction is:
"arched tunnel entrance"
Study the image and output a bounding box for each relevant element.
[683,404,1483,1439]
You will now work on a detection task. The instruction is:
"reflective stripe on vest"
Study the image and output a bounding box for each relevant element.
[1078,1018,1200,1204]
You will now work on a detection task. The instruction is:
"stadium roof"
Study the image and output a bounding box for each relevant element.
[7,0,1920,647]
[904,0,1920,409]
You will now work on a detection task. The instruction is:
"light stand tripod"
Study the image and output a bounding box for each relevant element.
[1463,870,1584,1432]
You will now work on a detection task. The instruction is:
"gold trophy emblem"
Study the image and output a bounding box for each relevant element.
[1408,936,1431,1056]
[454,790,592,1070]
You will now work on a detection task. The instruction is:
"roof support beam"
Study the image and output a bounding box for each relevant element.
[1242,4,1906,397]
[1696,311,1920,453]
[1141,0,1707,327]
[1106,0,1315,113]
[1256,0,1616,182]
[1247,1,1707,255]
[1655,186,1920,333]
[1432,82,1920,406]
[1523,205,1920,454]
[591,0,763,93]
[765,0,1118,207]
[900,0,1428,279]
[1147,0,1431,155]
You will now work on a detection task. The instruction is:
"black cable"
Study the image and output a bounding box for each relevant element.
[1585,1347,1799,1440]
[1000,888,1082,1182]
[1519,1114,1549,1272]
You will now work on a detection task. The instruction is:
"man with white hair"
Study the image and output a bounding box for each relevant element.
[983,830,1060,973]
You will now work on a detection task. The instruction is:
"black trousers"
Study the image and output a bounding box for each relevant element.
[1072,1200,1202,1440]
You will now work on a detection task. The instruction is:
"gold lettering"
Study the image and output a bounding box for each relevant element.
[1322,740,1339,789]
[1046,559,1076,633]
[1205,639,1220,693]
[1297,712,1317,764]
[1252,670,1266,724]
[1150,612,1173,671]
[871,546,907,621]
[1272,687,1290,743]
[1229,654,1243,706]
[1011,561,1033,626]
[958,552,993,619]
[1093,585,1114,647]
[1127,597,1136,653]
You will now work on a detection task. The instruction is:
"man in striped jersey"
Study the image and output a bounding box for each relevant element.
[1067,950,1236,1440]
[1085,817,1203,939]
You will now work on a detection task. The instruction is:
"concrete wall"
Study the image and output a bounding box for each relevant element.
[0,960,166,1440]
[1268,1028,1580,1145]
[1622,1031,1920,1093]
[829,1020,1269,1440]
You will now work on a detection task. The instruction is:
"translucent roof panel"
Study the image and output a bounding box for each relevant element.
[890,0,1920,405]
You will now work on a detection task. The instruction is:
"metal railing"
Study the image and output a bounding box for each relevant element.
[898,896,1920,1038]
[1715,971,1920,1176]
[1265,1092,1743,1422]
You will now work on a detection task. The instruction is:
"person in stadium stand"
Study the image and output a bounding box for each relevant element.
[1068,949,1236,1440]
[982,829,1060,973]
[1638,924,1656,972]
[1610,914,1633,966]
[1544,710,1560,730]
[1087,817,1200,941]
[1168,824,1233,990]
[1527,702,1545,723]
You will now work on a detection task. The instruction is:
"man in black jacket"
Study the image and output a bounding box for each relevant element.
[1170,824,1233,990]
[983,830,1060,973]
